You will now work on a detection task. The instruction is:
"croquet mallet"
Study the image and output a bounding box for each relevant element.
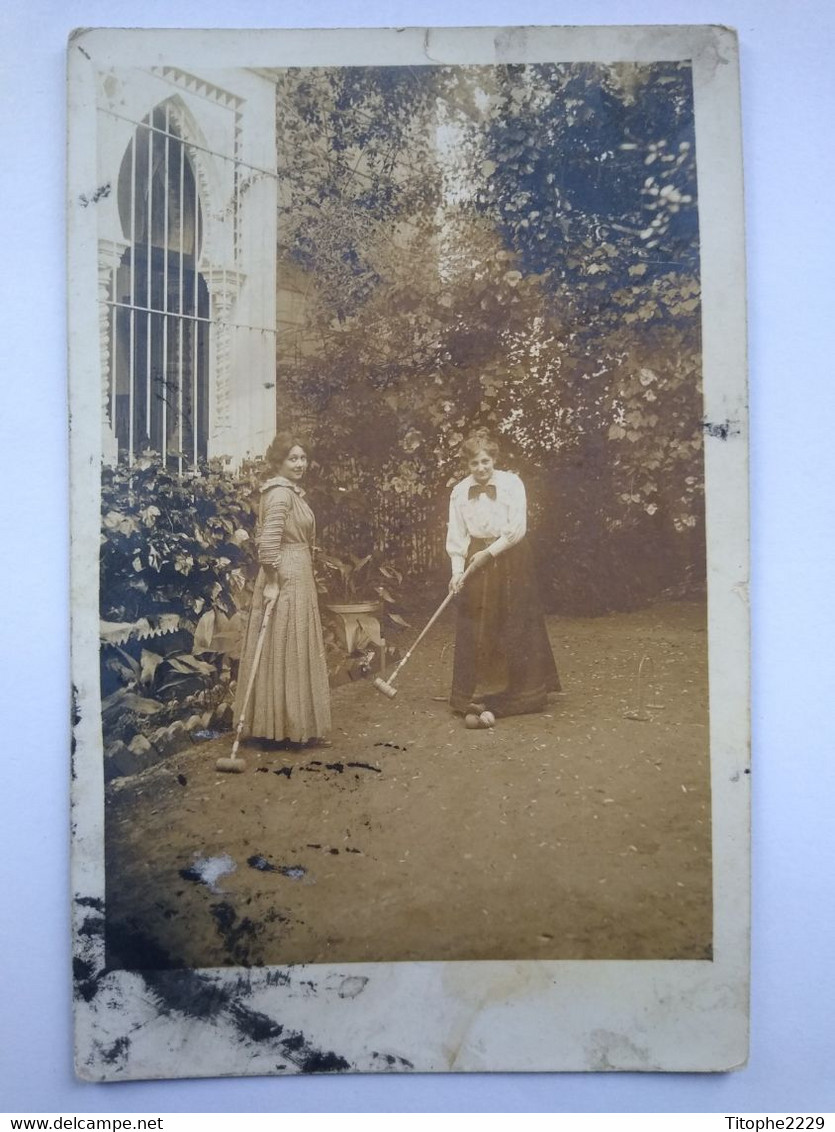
[216,594,278,772]
[373,560,478,698]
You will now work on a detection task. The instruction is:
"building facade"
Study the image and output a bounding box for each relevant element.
[92,64,277,469]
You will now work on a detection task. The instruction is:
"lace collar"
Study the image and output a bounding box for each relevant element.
[261,475,305,496]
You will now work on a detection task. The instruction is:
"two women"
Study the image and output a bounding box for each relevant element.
[235,426,556,747]
[234,432,331,748]
[446,431,560,723]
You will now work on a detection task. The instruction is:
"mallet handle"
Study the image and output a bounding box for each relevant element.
[386,561,478,687]
[231,595,277,754]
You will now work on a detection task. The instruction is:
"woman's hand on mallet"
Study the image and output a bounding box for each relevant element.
[449,550,491,594]
[469,549,492,572]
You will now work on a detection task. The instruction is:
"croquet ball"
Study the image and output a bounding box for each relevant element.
[465,713,481,729]
[479,710,496,728]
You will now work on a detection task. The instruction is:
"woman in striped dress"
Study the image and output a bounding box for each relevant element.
[446,430,560,724]
[234,432,332,748]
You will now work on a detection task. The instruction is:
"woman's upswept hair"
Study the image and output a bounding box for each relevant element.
[265,430,309,471]
[461,429,500,461]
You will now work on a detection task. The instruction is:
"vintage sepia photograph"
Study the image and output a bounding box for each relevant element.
[69,25,749,1078]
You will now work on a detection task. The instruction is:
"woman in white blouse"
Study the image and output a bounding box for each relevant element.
[446,430,560,723]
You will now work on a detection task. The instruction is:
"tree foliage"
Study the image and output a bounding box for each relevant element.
[274,62,705,612]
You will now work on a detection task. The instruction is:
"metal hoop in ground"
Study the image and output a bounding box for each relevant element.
[625,653,657,722]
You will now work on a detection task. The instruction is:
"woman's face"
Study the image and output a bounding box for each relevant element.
[279,445,308,482]
[469,449,495,484]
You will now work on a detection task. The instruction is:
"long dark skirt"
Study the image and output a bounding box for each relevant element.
[450,538,561,717]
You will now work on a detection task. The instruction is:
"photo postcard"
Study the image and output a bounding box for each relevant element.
[69,23,749,1079]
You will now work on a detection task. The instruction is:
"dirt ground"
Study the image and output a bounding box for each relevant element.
[104,600,712,969]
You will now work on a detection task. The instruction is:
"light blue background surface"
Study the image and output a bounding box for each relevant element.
[1,0,833,1113]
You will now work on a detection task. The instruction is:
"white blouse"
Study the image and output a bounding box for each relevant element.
[446,469,527,578]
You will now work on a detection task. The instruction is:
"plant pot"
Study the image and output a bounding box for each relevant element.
[324,600,383,654]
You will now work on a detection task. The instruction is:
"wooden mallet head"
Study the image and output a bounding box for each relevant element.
[216,756,246,773]
[373,676,397,698]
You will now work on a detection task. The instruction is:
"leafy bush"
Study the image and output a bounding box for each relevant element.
[100,455,260,627]
[100,456,262,745]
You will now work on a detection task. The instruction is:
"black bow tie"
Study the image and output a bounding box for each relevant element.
[469,483,497,501]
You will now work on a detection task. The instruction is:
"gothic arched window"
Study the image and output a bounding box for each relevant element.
[112,103,209,468]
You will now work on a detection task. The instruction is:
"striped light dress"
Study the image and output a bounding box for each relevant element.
[234,475,331,743]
